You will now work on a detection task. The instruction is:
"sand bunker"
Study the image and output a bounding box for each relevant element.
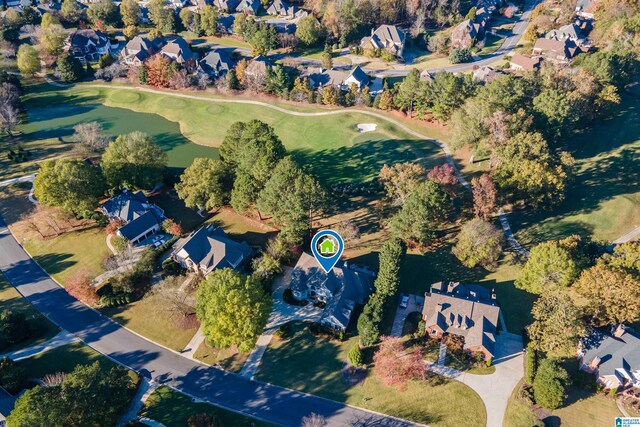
[355,123,377,133]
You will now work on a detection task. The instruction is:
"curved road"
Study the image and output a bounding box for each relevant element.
[0,218,419,427]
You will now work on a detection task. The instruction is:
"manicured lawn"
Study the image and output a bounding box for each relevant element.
[206,208,278,248]
[255,322,486,427]
[149,191,206,233]
[22,82,447,184]
[0,272,59,352]
[503,380,539,427]
[193,341,248,373]
[0,136,73,181]
[140,386,273,427]
[479,34,503,56]
[548,387,622,427]
[508,92,640,244]
[101,295,198,352]
[18,342,116,379]
[23,227,110,286]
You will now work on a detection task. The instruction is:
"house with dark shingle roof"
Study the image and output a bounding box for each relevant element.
[532,38,583,63]
[101,190,165,245]
[290,252,375,332]
[579,325,640,389]
[198,49,233,77]
[67,28,111,62]
[300,65,369,91]
[235,0,261,14]
[171,225,253,275]
[360,25,406,59]
[450,19,481,49]
[422,282,500,360]
[213,0,240,12]
[160,37,198,72]
[121,35,161,66]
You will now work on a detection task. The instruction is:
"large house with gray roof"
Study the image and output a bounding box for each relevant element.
[360,25,406,59]
[579,325,640,389]
[160,37,198,72]
[301,66,369,91]
[171,225,253,275]
[422,282,500,360]
[121,35,160,66]
[67,28,112,62]
[101,190,165,245]
[290,252,374,332]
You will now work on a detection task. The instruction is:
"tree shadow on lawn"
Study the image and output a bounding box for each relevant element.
[32,253,76,275]
[291,137,444,184]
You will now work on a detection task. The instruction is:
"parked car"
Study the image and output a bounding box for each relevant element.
[400,294,409,309]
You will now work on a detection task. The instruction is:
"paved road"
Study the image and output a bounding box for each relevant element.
[0,216,421,427]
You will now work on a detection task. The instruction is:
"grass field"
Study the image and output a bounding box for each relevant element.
[193,341,248,373]
[503,380,539,427]
[18,341,116,379]
[0,272,59,352]
[17,82,448,184]
[140,386,273,427]
[507,91,640,244]
[255,322,486,427]
[206,208,278,247]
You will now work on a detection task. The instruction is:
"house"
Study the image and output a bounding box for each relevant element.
[343,66,369,88]
[450,19,480,49]
[532,38,582,63]
[360,25,406,59]
[235,0,261,14]
[580,325,640,389]
[509,53,542,71]
[213,0,240,12]
[101,190,165,245]
[420,69,435,82]
[171,225,253,275]
[245,55,271,84]
[160,37,198,72]
[422,282,500,360]
[472,65,503,82]
[218,14,235,34]
[121,35,160,66]
[301,66,369,91]
[290,252,375,332]
[198,49,233,77]
[545,23,582,43]
[575,0,595,19]
[67,28,111,62]
[266,0,297,17]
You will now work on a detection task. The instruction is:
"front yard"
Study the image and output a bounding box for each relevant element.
[255,322,486,426]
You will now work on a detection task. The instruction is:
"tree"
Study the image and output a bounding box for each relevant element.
[321,43,333,69]
[374,237,405,297]
[66,268,100,306]
[472,174,497,220]
[34,159,106,216]
[176,158,230,211]
[162,219,183,236]
[0,357,26,394]
[265,64,291,98]
[322,85,338,105]
[533,358,570,410]
[87,0,119,26]
[449,47,472,64]
[378,162,427,205]
[39,24,67,56]
[515,240,582,294]
[248,22,277,56]
[145,54,173,88]
[196,269,271,353]
[146,275,195,324]
[101,131,167,190]
[427,163,458,187]
[528,292,586,358]
[348,343,363,366]
[41,12,61,28]
[390,180,450,246]
[148,0,175,32]
[602,242,640,276]
[226,68,240,90]
[120,0,140,27]
[0,102,20,136]
[573,264,640,325]
[200,6,218,36]
[525,344,537,384]
[452,218,503,270]
[188,413,221,427]
[394,69,421,114]
[123,24,139,40]
[57,53,84,82]
[296,15,325,46]
[301,413,326,427]
[61,0,83,23]
[373,336,427,391]
[357,293,384,346]
[73,121,109,152]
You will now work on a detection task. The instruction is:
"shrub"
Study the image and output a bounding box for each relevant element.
[533,358,571,409]
[0,311,29,347]
[274,323,292,340]
[348,343,363,367]
[161,258,184,276]
[525,344,537,383]
[609,387,618,396]
[0,357,26,394]
[449,47,473,64]
[66,269,100,306]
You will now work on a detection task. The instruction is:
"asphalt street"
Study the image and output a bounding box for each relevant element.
[0,216,420,427]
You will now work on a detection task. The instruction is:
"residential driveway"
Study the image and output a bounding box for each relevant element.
[390,294,424,337]
[430,332,524,427]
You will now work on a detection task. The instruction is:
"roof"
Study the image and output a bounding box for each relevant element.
[301,66,368,89]
[361,25,405,55]
[123,35,159,62]
[582,328,640,377]
[235,0,260,13]
[422,282,500,357]
[161,37,197,64]
[533,38,582,60]
[173,225,253,273]
[213,0,240,11]
[199,49,232,75]
[266,0,298,16]
[0,387,15,419]
[346,65,369,86]
[118,211,161,241]
[291,253,374,330]
[245,55,270,76]
[545,24,582,41]
[70,28,108,49]
[509,53,542,70]
[473,65,502,82]
[451,19,479,42]
[102,190,151,222]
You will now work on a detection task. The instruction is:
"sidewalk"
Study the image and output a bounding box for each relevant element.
[2,330,78,361]
[181,325,205,360]
[117,378,158,427]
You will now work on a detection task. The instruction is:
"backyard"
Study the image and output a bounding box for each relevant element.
[255,322,487,427]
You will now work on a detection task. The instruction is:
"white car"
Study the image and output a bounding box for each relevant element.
[399,294,409,309]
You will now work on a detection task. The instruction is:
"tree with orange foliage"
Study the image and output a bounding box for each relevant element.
[105,219,124,235]
[373,336,427,391]
[162,219,183,236]
[66,269,99,306]
[145,55,173,88]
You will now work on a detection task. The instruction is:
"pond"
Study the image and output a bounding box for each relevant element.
[22,103,219,170]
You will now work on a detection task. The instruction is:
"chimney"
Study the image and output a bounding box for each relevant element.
[589,356,601,369]
[614,324,626,338]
